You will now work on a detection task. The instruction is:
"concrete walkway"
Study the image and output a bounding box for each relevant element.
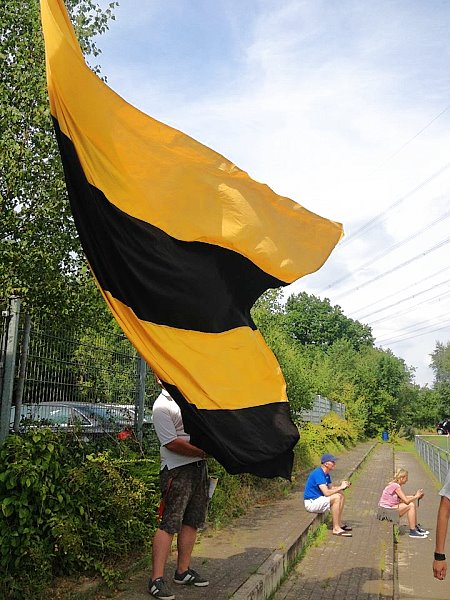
[91,441,449,600]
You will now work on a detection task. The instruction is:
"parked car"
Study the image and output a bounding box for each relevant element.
[10,401,152,439]
[436,419,450,435]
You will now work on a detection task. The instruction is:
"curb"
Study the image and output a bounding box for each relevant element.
[230,442,377,600]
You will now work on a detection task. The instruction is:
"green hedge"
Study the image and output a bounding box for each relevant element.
[0,430,159,599]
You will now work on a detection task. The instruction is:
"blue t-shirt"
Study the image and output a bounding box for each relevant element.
[304,466,331,500]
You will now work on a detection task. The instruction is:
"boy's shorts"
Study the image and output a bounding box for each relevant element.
[304,496,331,513]
[159,461,209,534]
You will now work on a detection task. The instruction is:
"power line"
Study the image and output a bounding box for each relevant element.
[336,162,450,251]
[367,104,450,176]
[350,265,450,316]
[377,322,450,347]
[355,279,450,321]
[325,106,450,354]
[334,236,450,300]
[322,207,450,292]
[378,308,450,336]
[377,317,450,345]
[366,289,450,327]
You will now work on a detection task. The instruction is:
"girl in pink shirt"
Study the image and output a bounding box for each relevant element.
[378,468,427,538]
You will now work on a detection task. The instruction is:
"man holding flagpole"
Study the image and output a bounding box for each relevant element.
[149,383,209,599]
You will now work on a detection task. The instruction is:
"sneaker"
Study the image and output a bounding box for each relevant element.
[148,577,175,599]
[416,524,430,535]
[409,529,427,538]
[174,568,209,587]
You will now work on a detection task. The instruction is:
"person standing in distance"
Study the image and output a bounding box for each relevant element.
[148,383,209,600]
[433,467,450,580]
[303,454,352,537]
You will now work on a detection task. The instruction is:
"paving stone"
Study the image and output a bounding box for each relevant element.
[272,443,395,600]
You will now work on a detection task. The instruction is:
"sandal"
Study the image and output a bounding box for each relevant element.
[333,530,352,537]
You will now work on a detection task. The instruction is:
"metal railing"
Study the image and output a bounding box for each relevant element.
[415,435,450,484]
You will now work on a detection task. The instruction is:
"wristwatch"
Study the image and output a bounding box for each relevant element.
[434,552,446,561]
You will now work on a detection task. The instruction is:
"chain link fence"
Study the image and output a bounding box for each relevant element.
[0,297,159,448]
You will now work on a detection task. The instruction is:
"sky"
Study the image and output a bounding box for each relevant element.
[92,0,450,387]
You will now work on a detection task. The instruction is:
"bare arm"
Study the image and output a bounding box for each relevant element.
[165,437,207,459]
[433,495,450,580]
[318,480,350,496]
[395,487,423,505]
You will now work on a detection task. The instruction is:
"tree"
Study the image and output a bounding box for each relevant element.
[431,341,450,384]
[351,347,413,436]
[401,385,441,432]
[1,0,117,324]
[430,341,450,416]
[251,290,315,414]
[284,292,374,350]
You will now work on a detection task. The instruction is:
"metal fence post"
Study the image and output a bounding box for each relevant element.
[13,313,31,432]
[0,296,21,443]
[135,355,147,442]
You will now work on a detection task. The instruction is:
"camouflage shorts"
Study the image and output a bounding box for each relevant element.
[159,461,209,534]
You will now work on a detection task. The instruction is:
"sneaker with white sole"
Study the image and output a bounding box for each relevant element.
[409,529,427,538]
[174,568,209,587]
[416,524,430,535]
[148,577,175,599]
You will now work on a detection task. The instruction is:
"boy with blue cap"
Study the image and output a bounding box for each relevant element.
[303,453,352,536]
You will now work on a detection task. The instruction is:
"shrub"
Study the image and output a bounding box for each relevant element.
[293,413,358,473]
[0,430,159,599]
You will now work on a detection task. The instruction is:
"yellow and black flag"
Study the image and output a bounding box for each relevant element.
[41,0,343,479]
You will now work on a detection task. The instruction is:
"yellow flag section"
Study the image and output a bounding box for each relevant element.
[41,0,343,478]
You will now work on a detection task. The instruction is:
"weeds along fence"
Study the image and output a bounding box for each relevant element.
[0,296,159,447]
[0,297,346,448]
[415,435,450,484]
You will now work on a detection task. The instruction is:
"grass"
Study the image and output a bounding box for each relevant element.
[392,435,448,489]
[393,525,400,544]
[420,435,450,452]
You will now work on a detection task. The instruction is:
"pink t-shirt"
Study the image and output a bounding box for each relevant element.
[378,482,401,508]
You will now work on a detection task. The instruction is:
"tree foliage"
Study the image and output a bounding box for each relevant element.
[0,0,117,324]
[431,341,450,384]
[252,290,315,414]
[284,292,374,350]
[430,341,450,416]
[253,289,435,437]
[0,429,158,599]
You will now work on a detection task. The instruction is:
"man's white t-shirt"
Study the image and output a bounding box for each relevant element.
[152,388,203,471]
[440,467,450,500]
